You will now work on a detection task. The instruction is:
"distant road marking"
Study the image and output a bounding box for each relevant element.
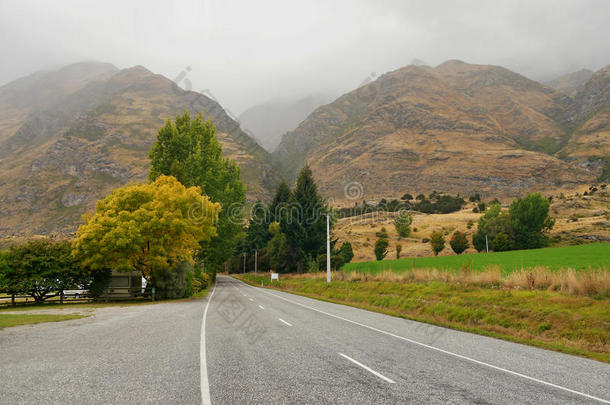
[339,353,396,383]
[200,282,217,405]
[249,298,254,302]
[232,278,610,404]
[258,305,265,310]
[278,318,292,326]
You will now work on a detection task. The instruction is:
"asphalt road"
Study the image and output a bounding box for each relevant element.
[1,275,609,404]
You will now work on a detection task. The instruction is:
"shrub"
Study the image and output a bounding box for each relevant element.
[4,239,88,302]
[374,238,389,261]
[430,231,445,256]
[492,232,511,252]
[450,231,469,254]
[396,244,402,259]
[152,262,192,299]
[375,227,389,238]
[401,193,413,201]
[339,242,354,265]
[393,211,413,237]
[472,232,487,252]
[477,202,486,212]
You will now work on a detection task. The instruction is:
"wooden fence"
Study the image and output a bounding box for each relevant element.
[0,288,155,307]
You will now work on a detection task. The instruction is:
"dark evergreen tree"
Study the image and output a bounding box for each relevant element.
[288,166,328,272]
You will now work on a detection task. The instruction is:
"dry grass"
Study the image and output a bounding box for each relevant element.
[322,266,609,296]
[334,191,610,262]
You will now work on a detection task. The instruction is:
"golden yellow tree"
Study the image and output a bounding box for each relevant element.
[72,175,220,279]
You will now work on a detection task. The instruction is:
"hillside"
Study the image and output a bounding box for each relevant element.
[275,60,598,200]
[558,65,610,181]
[0,62,280,237]
[333,187,610,262]
[545,69,594,96]
[238,93,332,151]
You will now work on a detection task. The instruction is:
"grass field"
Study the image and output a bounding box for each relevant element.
[344,242,610,274]
[237,273,610,362]
[0,314,86,329]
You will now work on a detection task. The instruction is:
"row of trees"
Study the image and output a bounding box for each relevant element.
[230,166,354,273]
[472,193,555,252]
[371,193,554,260]
[336,192,466,218]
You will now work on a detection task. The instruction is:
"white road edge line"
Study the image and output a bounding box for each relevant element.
[200,282,217,405]
[233,278,609,404]
[249,298,254,301]
[278,318,292,326]
[339,353,396,384]
[258,305,265,310]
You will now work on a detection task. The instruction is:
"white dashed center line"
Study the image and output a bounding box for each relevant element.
[278,318,292,326]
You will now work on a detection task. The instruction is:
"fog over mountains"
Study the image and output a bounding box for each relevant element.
[0,59,608,236]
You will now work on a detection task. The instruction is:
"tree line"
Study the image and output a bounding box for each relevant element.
[228,167,353,273]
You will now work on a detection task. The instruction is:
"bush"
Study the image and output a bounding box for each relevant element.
[393,212,413,237]
[472,232,487,252]
[338,242,354,265]
[3,239,88,302]
[396,244,402,259]
[88,269,112,298]
[430,231,445,256]
[492,232,511,252]
[401,193,413,201]
[374,238,389,261]
[477,202,486,212]
[450,231,469,254]
[413,194,466,214]
[375,227,389,238]
[152,262,192,299]
[469,193,481,202]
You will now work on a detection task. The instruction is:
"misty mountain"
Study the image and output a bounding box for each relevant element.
[238,93,333,151]
[0,62,280,236]
[274,60,605,200]
[545,69,594,96]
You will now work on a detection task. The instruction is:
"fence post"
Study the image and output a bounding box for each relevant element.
[11,293,15,306]
[151,287,155,302]
[105,290,109,303]
[60,292,64,305]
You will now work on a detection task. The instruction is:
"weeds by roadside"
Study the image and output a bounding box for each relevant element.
[237,271,610,363]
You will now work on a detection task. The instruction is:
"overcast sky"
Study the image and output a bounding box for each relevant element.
[1,0,609,114]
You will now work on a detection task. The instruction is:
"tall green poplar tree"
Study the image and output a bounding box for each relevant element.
[149,111,246,273]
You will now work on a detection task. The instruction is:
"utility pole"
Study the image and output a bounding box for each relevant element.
[243,252,247,273]
[254,249,258,274]
[326,213,331,283]
[485,235,489,253]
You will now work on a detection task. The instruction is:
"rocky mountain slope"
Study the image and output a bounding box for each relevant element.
[0,62,280,236]
[275,60,606,201]
[545,69,593,96]
[238,93,332,151]
[558,65,610,179]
